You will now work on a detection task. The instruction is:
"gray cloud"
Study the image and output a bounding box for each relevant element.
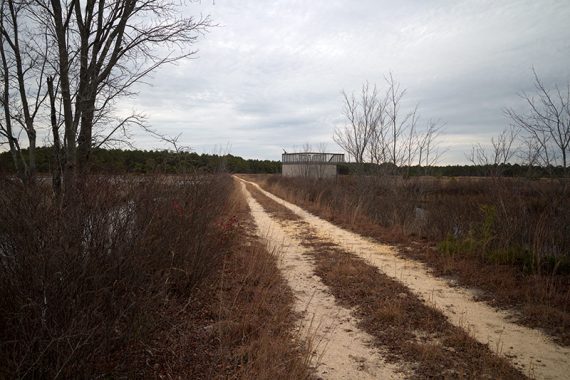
[124,0,570,164]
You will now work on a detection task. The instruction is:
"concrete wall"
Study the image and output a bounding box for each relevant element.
[282,163,337,178]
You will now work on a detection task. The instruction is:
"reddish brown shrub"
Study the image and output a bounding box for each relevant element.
[0,174,235,377]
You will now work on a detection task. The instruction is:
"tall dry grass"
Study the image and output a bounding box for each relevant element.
[0,174,236,377]
[182,179,313,379]
[214,237,313,379]
[253,175,570,274]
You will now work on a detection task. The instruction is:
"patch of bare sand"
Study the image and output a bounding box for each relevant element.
[239,181,406,379]
[241,178,570,380]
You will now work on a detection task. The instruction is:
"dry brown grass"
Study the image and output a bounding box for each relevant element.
[243,174,570,346]
[205,181,312,379]
[244,182,300,222]
[406,244,570,346]
[244,180,525,378]
[303,234,525,379]
[212,231,313,379]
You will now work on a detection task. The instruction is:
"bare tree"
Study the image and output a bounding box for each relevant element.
[467,127,518,176]
[334,82,382,163]
[47,75,63,196]
[402,105,419,172]
[13,0,213,195]
[336,75,446,172]
[50,0,210,193]
[385,73,413,166]
[367,114,388,164]
[417,120,446,168]
[0,0,210,191]
[518,133,543,167]
[491,127,518,166]
[0,0,49,182]
[141,125,192,154]
[506,69,570,172]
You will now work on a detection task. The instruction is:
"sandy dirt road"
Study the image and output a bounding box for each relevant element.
[238,177,570,380]
[239,180,407,379]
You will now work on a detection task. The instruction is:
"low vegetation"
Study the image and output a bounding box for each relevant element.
[245,174,570,345]
[245,181,525,378]
[0,175,310,378]
[0,174,233,377]
[304,235,524,379]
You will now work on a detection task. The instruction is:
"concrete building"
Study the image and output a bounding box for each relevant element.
[282,152,344,178]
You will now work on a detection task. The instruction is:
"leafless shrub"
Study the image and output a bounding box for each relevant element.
[0,173,235,377]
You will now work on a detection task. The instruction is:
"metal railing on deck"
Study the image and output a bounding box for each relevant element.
[282,153,344,164]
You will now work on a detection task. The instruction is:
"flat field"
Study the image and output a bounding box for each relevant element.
[2,173,568,379]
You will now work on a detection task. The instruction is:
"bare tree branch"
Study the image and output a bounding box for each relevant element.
[506,68,570,171]
[334,82,382,163]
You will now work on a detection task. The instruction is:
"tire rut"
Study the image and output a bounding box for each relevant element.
[239,180,407,379]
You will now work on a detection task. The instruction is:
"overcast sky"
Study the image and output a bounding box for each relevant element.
[123,0,570,164]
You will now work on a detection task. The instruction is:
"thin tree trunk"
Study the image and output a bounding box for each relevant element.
[7,0,35,182]
[47,76,62,199]
[50,0,77,197]
[0,16,24,178]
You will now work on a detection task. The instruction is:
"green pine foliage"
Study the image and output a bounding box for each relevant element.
[0,147,282,174]
[1,147,566,177]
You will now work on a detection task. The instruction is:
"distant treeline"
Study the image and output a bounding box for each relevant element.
[337,162,568,178]
[1,147,566,177]
[0,147,281,174]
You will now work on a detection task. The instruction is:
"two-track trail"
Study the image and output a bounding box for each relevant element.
[237,176,570,380]
[237,178,570,379]
[237,179,406,379]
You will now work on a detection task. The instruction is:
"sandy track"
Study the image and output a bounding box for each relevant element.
[240,178,570,380]
[239,181,406,379]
